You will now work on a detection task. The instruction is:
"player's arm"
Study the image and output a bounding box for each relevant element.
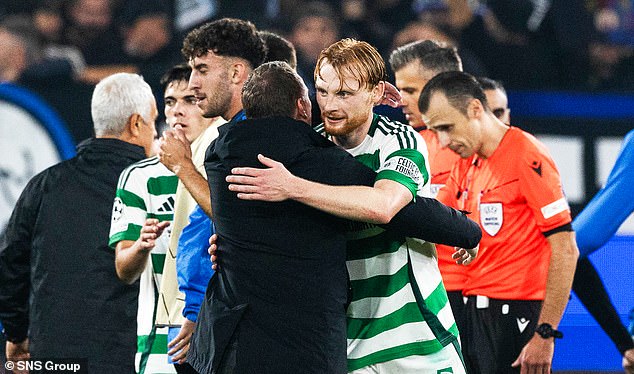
[385,197,481,249]
[573,258,634,358]
[573,131,634,257]
[159,127,212,217]
[228,147,480,246]
[114,218,170,284]
[227,154,413,224]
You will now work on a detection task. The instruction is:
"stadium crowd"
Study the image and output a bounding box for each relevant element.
[0,1,633,373]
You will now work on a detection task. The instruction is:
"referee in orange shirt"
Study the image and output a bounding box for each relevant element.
[419,71,579,374]
[388,40,466,341]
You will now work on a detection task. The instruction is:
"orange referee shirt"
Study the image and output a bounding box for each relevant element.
[420,129,465,291]
[437,127,571,300]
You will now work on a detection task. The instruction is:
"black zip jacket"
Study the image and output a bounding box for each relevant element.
[0,138,145,373]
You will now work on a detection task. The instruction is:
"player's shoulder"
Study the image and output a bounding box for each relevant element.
[371,114,416,137]
[118,156,168,188]
[371,115,425,154]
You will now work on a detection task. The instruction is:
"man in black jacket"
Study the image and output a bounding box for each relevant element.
[0,72,158,373]
[188,62,480,374]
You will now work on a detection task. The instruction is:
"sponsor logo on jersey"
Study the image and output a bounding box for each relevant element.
[157,196,175,214]
[480,202,503,236]
[383,156,422,184]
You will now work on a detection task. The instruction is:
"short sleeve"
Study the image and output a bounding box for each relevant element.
[376,132,429,198]
[108,168,148,247]
[519,143,572,232]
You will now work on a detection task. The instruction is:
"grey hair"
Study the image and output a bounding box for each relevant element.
[389,39,462,75]
[91,73,154,137]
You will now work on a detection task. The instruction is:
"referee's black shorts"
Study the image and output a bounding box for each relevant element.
[463,296,542,374]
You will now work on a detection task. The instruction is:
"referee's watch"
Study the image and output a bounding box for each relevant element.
[535,323,563,339]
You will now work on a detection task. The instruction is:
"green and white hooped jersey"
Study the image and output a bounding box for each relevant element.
[317,114,459,371]
[109,156,178,374]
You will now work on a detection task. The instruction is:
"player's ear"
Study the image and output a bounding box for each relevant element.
[372,81,385,105]
[230,61,248,84]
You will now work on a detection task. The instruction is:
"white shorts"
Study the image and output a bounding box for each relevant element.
[348,341,466,374]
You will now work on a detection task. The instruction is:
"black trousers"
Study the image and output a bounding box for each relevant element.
[463,296,542,374]
[175,362,200,374]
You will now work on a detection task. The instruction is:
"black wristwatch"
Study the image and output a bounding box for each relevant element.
[535,323,563,339]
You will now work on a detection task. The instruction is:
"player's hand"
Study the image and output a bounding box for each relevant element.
[227,154,296,201]
[379,82,403,108]
[168,319,196,364]
[159,126,193,174]
[623,348,634,374]
[6,339,30,374]
[208,234,219,270]
[138,219,170,252]
[452,245,478,265]
[512,335,554,374]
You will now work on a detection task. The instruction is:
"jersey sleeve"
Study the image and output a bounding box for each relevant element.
[573,130,634,256]
[376,132,429,198]
[519,141,572,232]
[108,168,148,247]
[176,205,214,322]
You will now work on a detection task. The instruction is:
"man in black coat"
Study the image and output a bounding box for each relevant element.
[187,62,481,374]
[0,73,158,373]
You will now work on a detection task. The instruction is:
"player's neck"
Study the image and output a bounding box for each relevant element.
[332,114,373,149]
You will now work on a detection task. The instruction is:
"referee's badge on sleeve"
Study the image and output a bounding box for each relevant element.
[480,202,503,236]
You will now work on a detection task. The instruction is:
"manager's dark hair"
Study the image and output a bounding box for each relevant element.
[418,71,488,115]
[182,18,266,70]
[242,62,305,119]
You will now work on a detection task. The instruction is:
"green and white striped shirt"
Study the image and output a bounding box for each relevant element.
[109,156,178,374]
[317,114,458,371]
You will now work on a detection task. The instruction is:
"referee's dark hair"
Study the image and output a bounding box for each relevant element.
[242,61,305,119]
[418,71,489,116]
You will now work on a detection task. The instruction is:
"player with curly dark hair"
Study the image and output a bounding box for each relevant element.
[159,18,266,218]
[181,18,266,72]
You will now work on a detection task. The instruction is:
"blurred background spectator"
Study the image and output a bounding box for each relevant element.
[2,0,633,137]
